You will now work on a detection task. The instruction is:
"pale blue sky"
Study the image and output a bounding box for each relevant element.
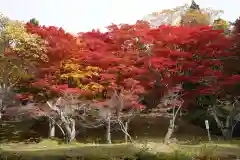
[0,0,239,33]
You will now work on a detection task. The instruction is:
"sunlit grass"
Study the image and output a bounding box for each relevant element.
[1,139,240,159]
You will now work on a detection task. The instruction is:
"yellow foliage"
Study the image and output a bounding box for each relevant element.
[150,4,188,17]
[0,13,47,62]
[147,4,222,26]
[0,57,32,87]
[5,21,47,61]
[60,60,103,92]
[83,82,104,91]
[0,13,47,87]
[181,10,210,26]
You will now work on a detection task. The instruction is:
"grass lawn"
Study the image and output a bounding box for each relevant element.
[1,139,240,160]
[0,140,139,159]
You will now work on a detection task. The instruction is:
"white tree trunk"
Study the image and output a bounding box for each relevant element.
[46,99,76,143]
[212,112,232,140]
[62,119,76,143]
[223,116,232,140]
[63,122,72,143]
[0,99,3,120]
[164,104,181,144]
[124,121,128,143]
[164,119,174,144]
[48,119,55,138]
[58,110,76,143]
[70,118,76,142]
[106,115,112,144]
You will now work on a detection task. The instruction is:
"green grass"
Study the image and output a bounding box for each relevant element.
[0,140,137,159]
[1,139,240,160]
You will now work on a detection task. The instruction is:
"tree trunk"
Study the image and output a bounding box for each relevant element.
[125,121,128,143]
[164,119,174,144]
[222,116,232,140]
[63,119,76,143]
[63,124,72,143]
[60,113,76,143]
[106,115,112,144]
[0,99,3,120]
[212,113,233,140]
[222,128,232,140]
[48,119,55,138]
[70,118,76,142]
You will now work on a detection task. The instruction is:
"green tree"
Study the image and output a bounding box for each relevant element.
[29,18,39,26]
[213,18,231,35]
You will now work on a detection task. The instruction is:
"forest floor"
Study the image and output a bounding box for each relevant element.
[1,139,240,160]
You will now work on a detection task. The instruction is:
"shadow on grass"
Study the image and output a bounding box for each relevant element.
[1,145,238,160]
[0,144,136,160]
[0,144,197,160]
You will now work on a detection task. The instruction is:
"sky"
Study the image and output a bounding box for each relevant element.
[0,0,239,33]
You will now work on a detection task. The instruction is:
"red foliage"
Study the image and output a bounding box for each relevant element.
[15,93,33,101]
[75,22,151,107]
[26,23,82,78]
[22,21,240,109]
[147,25,234,96]
[24,22,150,108]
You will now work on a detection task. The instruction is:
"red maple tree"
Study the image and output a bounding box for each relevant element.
[22,21,240,109]
[75,21,151,108]
[11,20,240,143]
[23,22,150,110]
[25,23,81,79]
[145,25,240,105]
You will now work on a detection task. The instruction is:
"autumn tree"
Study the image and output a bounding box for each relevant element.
[19,18,240,143]
[0,13,46,119]
[180,1,213,26]
[21,25,106,142]
[78,22,239,143]
[22,24,91,141]
[144,25,239,142]
[21,22,150,143]
[16,84,84,142]
[71,23,149,143]
[205,17,240,139]
[143,0,223,27]
[213,18,229,30]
